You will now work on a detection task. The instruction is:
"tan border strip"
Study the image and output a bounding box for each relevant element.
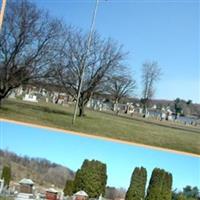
[1,118,200,158]
[0,0,7,31]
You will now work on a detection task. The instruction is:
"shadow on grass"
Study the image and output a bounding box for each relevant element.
[2,100,74,117]
[0,106,9,112]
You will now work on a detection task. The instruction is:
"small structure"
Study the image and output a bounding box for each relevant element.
[15,179,35,200]
[45,188,58,200]
[73,191,88,200]
[19,178,34,194]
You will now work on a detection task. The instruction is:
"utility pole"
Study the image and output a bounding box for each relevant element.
[0,0,7,31]
[72,0,100,124]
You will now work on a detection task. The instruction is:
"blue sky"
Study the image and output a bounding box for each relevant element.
[31,0,200,103]
[0,0,199,102]
[1,121,200,190]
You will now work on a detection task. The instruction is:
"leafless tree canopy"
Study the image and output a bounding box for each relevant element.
[0,0,135,117]
[54,31,127,116]
[105,186,127,200]
[141,61,161,112]
[106,74,136,104]
[0,0,63,104]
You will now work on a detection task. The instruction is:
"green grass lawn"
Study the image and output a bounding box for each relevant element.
[0,99,200,155]
[0,197,14,200]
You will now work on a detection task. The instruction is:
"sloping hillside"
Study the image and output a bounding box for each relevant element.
[0,149,75,188]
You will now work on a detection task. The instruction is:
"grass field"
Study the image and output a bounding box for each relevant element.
[0,99,200,155]
[0,197,14,200]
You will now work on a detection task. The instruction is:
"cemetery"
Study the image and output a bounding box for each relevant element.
[0,177,101,200]
[0,99,199,155]
[0,1,199,200]
[7,85,200,127]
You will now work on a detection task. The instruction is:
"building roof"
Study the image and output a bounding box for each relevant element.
[74,191,88,197]
[46,188,58,193]
[19,178,34,185]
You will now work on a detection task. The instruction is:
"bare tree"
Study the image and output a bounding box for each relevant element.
[141,61,161,116]
[105,187,126,200]
[107,74,136,104]
[0,0,63,106]
[54,31,126,116]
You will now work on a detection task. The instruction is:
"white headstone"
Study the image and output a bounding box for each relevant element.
[0,179,4,194]
[23,94,38,103]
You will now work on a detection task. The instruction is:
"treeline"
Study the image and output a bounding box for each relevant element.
[0,149,59,170]
[148,98,200,117]
[173,98,200,117]
[63,161,173,200]
[172,186,200,200]
[0,149,74,188]
[105,187,126,200]
[63,160,200,200]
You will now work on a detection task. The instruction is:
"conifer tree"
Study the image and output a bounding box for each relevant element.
[63,180,74,196]
[1,165,11,187]
[125,167,147,200]
[145,168,173,200]
[73,159,107,198]
[160,172,173,200]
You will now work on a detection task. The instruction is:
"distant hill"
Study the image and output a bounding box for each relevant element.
[0,149,75,189]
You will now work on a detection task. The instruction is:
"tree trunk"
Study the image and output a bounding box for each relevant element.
[78,94,91,117]
[0,96,2,109]
[142,104,146,118]
[0,87,13,108]
[78,96,86,117]
[0,95,5,109]
[114,99,119,115]
[79,103,85,117]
